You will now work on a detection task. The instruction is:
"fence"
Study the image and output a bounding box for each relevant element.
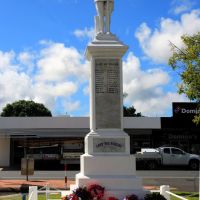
[28,184,68,200]
[153,185,188,200]
[28,185,189,200]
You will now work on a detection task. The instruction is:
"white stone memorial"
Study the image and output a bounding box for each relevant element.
[71,0,145,199]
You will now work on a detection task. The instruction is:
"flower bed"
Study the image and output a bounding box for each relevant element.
[62,184,167,200]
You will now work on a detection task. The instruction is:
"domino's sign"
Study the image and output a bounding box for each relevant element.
[173,102,200,117]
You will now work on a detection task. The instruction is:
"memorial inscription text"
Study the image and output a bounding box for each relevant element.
[95,59,121,129]
[93,138,126,153]
[95,59,120,94]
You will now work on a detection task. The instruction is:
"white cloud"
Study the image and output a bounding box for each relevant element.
[0,51,16,70]
[123,53,188,116]
[171,0,196,15]
[17,51,35,74]
[0,71,33,112]
[135,10,200,63]
[36,42,89,82]
[73,27,94,40]
[0,42,89,115]
[133,93,187,116]
[64,101,80,112]
[0,43,189,117]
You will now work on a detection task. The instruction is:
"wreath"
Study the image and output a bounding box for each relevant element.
[66,187,91,200]
[88,184,105,200]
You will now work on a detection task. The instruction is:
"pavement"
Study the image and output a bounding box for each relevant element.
[0,179,74,191]
[1,169,199,195]
[0,179,159,194]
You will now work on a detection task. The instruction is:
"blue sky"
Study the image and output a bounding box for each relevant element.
[0,0,200,117]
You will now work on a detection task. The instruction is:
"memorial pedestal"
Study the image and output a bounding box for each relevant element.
[71,37,146,199]
[72,130,145,199]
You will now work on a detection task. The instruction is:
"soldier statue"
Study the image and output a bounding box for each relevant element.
[94,0,114,35]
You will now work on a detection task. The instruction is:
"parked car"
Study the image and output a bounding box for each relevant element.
[135,147,200,170]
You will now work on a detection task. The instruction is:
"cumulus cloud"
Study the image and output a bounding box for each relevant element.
[36,42,89,82]
[0,51,16,70]
[73,27,94,40]
[0,42,89,115]
[170,0,196,15]
[135,10,200,63]
[17,51,35,74]
[123,53,187,116]
[0,42,189,117]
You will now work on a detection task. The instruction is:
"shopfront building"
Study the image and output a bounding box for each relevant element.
[0,102,199,167]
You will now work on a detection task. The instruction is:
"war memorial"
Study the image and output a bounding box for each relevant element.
[0,1,199,199]
[69,0,145,198]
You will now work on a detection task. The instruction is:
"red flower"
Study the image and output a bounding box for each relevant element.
[88,184,105,200]
[67,194,79,200]
[106,197,119,200]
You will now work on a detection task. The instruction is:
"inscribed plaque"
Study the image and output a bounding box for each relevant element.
[93,138,126,153]
[95,59,121,129]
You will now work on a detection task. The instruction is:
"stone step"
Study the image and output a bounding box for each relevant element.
[104,188,148,200]
[75,173,142,191]
[80,154,136,176]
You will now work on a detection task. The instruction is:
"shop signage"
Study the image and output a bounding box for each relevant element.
[173,102,200,118]
[168,134,198,140]
[21,158,34,176]
[93,138,125,153]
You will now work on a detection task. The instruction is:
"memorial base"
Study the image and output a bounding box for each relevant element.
[71,130,146,199]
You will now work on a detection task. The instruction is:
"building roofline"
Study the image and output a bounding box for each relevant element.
[0,117,161,130]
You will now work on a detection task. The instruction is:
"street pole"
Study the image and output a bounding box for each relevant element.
[24,137,29,181]
[64,160,67,189]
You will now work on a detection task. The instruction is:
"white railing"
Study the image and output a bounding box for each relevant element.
[159,185,188,200]
[29,185,189,200]
[166,191,188,200]
[28,191,34,200]
[28,185,67,200]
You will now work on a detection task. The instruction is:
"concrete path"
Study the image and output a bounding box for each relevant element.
[0,170,199,192]
[0,179,74,190]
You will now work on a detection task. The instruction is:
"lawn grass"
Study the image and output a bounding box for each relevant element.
[0,193,61,200]
[0,192,199,200]
[170,191,199,200]
[38,193,61,200]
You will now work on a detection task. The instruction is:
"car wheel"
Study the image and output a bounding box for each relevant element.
[189,160,199,170]
[148,161,157,170]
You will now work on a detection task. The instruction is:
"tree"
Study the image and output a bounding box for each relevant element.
[168,32,200,124]
[1,100,52,117]
[123,106,142,117]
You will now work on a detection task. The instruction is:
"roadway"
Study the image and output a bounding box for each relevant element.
[0,170,199,192]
